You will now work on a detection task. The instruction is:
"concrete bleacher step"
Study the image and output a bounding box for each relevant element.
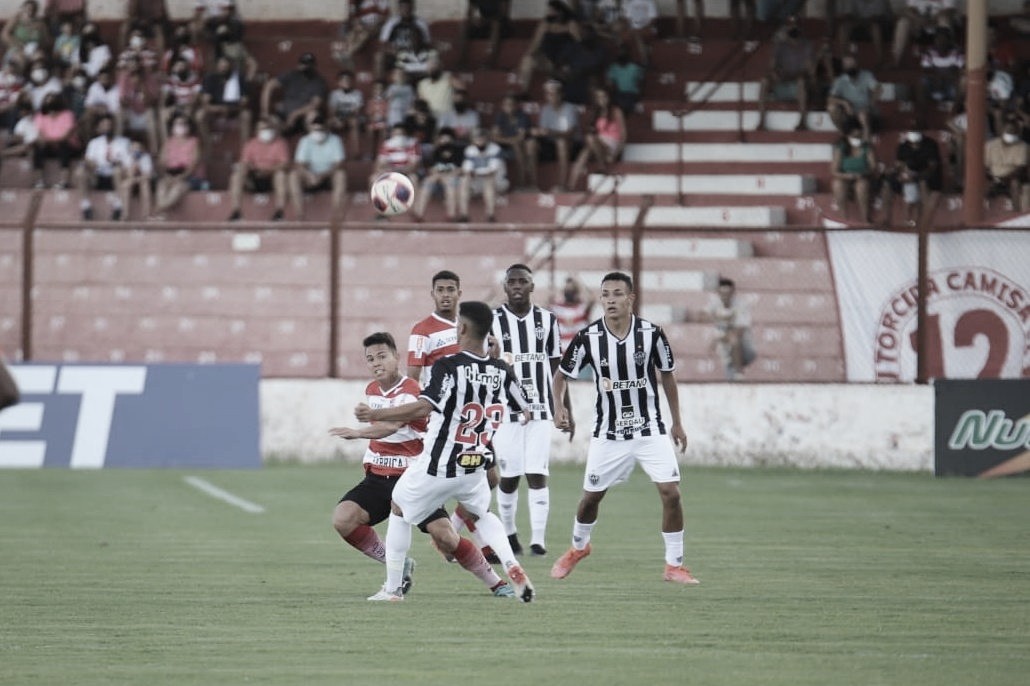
[677,353,845,382]
[622,142,834,163]
[622,289,839,327]
[526,234,753,260]
[665,322,843,357]
[532,268,718,293]
[683,81,899,103]
[653,109,838,133]
[555,203,787,228]
[588,173,817,196]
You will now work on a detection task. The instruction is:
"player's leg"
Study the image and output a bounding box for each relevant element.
[421,512,512,597]
[367,505,412,600]
[492,422,524,552]
[333,473,394,563]
[637,435,699,585]
[524,420,553,555]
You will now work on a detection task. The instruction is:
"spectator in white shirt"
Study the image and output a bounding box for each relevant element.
[75,113,131,220]
[459,127,507,223]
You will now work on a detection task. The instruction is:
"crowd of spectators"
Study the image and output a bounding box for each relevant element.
[0,0,1028,223]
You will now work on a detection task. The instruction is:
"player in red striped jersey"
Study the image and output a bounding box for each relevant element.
[406,269,461,388]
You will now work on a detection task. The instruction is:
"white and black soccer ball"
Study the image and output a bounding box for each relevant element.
[370,171,415,216]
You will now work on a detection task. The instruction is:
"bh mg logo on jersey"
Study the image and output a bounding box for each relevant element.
[873,267,1029,381]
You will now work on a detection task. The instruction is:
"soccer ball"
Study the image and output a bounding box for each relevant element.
[370,172,415,216]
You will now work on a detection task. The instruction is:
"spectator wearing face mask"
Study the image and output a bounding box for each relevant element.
[26,59,63,111]
[261,52,327,138]
[62,67,89,133]
[120,138,154,220]
[123,0,170,56]
[436,88,479,147]
[198,55,249,154]
[75,112,131,220]
[211,19,256,83]
[152,113,203,219]
[458,127,507,223]
[289,115,347,220]
[412,126,463,222]
[827,54,881,141]
[117,54,160,154]
[32,91,78,188]
[830,125,877,224]
[162,23,205,81]
[882,126,942,227]
[416,53,457,119]
[328,69,365,160]
[756,16,815,133]
[985,120,1029,212]
[228,118,289,221]
[159,57,201,145]
[117,27,159,74]
[82,67,118,137]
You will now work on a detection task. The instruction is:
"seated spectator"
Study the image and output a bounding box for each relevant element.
[62,66,89,133]
[882,125,942,227]
[117,27,159,74]
[51,19,79,69]
[550,274,593,352]
[333,0,390,71]
[25,58,63,110]
[78,21,112,78]
[123,0,170,55]
[384,65,415,128]
[0,100,39,162]
[328,70,365,161]
[160,56,202,143]
[369,122,421,210]
[120,138,153,220]
[836,0,892,66]
[413,126,463,222]
[827,54,880,140]
[985,120,1029,212]
[914,29,964,127]
[492,93,531,188]
[289,115,347,220]
[261,52,327,137]
[458,0,510,68]
[526,79,580,192]
[228,118,289,221]
[32,91,78,188]
[437,87,480,146]
[517,1,582,92]
[0,62,26,130]
[987,68,1016,140]
[554,22,605,106]
[117,54,160,153]
[75,113,129,220]
[402,98,437,160]
[82,66,118,136]
[44,0,87,33]
[374,0,433,80]
[211,20,256,82]
[364,78,389,159]
[459,127,507,223]
[153,113,202,218]
[161,23,204,82]
[830,124,877,223]
[568,86,625,191]
[416,53,457,119]
[756,16,814,132]
[605,45,644,116]
[700,277,756,381]
[2,1,50,67]
[892,0,959,67]
[198,54,250,153]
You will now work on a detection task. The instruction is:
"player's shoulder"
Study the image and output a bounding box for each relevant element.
[363,380,379,395]
[398,376,422,395]
[409,314,436,334]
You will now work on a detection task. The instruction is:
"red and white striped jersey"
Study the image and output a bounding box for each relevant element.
[407,312,458,387]
[362,376,426,477]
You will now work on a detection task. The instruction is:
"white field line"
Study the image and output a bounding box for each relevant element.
[184,476,265,513]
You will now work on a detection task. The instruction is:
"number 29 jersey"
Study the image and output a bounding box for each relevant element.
[419,350,528,478]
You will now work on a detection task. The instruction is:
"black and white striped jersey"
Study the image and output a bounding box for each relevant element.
[491,304,562,422]
[419,350,528,477]
[558,315,676,440]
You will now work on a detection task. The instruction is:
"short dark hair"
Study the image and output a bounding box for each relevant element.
[601,271,633,292]
[460,301,494,339]
[505,263,532,275]
[718,277,736,289]
[363,331,397,352]
[432,270,460,287]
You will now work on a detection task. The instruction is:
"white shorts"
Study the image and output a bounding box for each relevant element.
[492,419,552,478]
[582,434,680,492]
[391,464,493,526]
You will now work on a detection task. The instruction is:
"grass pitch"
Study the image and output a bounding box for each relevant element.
[1,464,1027,686]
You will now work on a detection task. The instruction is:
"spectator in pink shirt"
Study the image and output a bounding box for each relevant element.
[228,117,289,221]
[32,91,78,188]
[153,113,202,218]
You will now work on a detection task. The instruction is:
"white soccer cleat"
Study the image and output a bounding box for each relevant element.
[505,563,535,603]
[367,585,404,602]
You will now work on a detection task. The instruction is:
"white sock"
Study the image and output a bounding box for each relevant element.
[449,511,466,535]
[473,511,517,570]
[572,519,595,550]
[497,488,518,535]
[383,513,411,594]
[662,530,684,567]
[528,485,549,547]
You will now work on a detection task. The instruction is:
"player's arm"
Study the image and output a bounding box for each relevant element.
[355,397,432,424]
[405,364,423,384]
[329,420,405,440]
[659,369,687,454]
[550,357,574,440]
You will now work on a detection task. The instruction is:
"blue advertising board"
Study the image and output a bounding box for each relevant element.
[0,364,261,469]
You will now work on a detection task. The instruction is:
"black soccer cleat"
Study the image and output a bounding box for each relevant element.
[508,533,524,556]
[530,543,547,556]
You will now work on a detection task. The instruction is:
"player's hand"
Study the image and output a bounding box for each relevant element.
[671,423,688,454]
[554,406,570,432]
[328,426,361,439]
[519,408,531,425]
[565,417,576,441]
[354,403,374,422]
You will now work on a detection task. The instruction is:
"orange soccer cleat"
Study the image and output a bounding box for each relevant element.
[663,564,700,585]
[549,544,591,579]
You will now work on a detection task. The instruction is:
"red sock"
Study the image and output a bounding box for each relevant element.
[343,524,386,563]
[456,505,477,532]
[454,537,502,588]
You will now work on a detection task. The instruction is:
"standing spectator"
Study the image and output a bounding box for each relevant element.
[412,126,463,222]
[198,54,250,154]
[550,272,698,585]
[892,0,958,67]
[459,127,507,223]
[756,15,814,132]
[384,65,415,128]
[122,1,169,55]
[332,0,390,71]
[2,1,50,67]
[605,45,644,116]
[836,0,892,66]
[526,80,580,192]
[75,112,129,219]
[32,91,77,188]
[364,78,389,159]
[369,122,421,205]
[830,124,877,223]
[700,277,756,380]
[289,115,347,220]
[261,52,328,137]
[458,0,510,68]
[153,113,202,218]
[77,21,111,77]
[228,118,289,221]
[985,120,1029,212]
[120,139,153,220]
[436,87,479,146]
[328,70,365,162]
[827,54,880,141]
[416,54,457,120]
[492,93,531,188]
[517,1,582,92]
[374,0,432,80]
[567,86,625,191]
[882,125,942,227]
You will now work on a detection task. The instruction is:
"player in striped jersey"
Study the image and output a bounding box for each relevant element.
[357,302,536,602]
[406,270,461,388]
[549,272,700,585]
[490,264,569,557]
